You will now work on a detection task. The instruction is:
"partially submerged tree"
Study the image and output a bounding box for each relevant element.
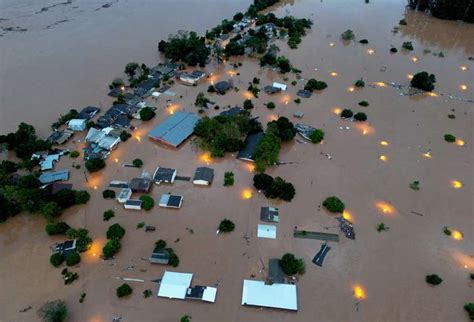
[426,274,443,285]
[106,223,126,240]
[218,219,235,232]
[280,253,305,275]
[341,29,355,40]
[85,158,105,173]
[323,196,345,213]
[139,107,156,121]
[309,129,324,144]
[117,283,133,298]
[140,195,155,211]
[411,72,436,91]
[37,300,68,322]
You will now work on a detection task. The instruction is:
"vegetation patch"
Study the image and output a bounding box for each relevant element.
[253,173,296,201]
[309,129,325,144]
[426,274,443,285]
[218,219,235,232]
[323,196,345,213]
[140,195,155,210]
[280,253,305,275]
[444,134,456,142]
[102,189,116,199]
[103,209,115,221]
[411,72,436,91]
[304,78,328,91]
[224,171,235,186]
[116,283,133,298]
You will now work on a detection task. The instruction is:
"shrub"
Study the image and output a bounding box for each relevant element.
[410,181,420,190]
[139,107,156,121]
[448,114,456,119]
[309,129,324,144]
[266,102,276,109]
[402,41,414,51]
[294,98,301,104]
[304,79,327,91]
[243,99,254,110]
[181,315,191,322]
[411,72,436,91]
[102,238,121,259]
[377,223,389,232]
[139,195,154,211]
[465,303,474,321]
[291,80,297,86]
[85,158,105,172]
[207,85,216,93]
[102,189,116,199]
[340,109,353,119]
[224,171,234,186]
[358,101,369,107]
[38,300,68,322]
[45,222,70,236]
[444,134,456,142]
[41,202,63,220]
[443,227,451,236]
[155,240,167,248]
[103,209,115,221]
[263,176,296,201]
[399,19,407,25]
[341,29,355,40]
[70,151,80,158]
[359,39,369,44]
[65,252,81,266]
[390,47,398,53]
[50,253,64,267]
[106,223,126,240]
[136,222,145,229]
[218,219,235,232]
[280,253,305,275]
[355,79,365,88]
[120,131,132,141]
[75,191,90,204]
[253,173,274,190]
[132,158,143,168]
[323,196,345,213]
[116,283,133,298]
[169,252,180,267]
[143,289,153,298]
[470,273,474,280]
[354,112,367,121]
[426,274,443,285]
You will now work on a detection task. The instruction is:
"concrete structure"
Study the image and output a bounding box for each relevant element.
[257,224,277,239]
[39,154,60,171]
[272,82,287,91]
[179,70,206,85]
[193,167,214,185]
[148,111,199,147]
[124,199,142,210]
[241,280,297,311]
[67,119,87,131]
[159,194,183,209]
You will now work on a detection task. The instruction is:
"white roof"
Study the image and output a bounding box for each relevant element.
[202,287,218,303]
[68,119,86,125]
[85,128,106,143]
[40,154,60,171]
[158,271,193,299]
[241,280,297,311]
[257,224,277,239]
[98,136,120,150]
[152,92,161,98]
[272,82,287,91]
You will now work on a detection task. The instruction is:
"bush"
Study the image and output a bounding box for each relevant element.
[155,239,167,248]
[402,41,414,51]
[41,202,63,220]
[341,29,355,40]
[294,98,301,104]
[54,189,76,209]
[70,151,80,158]
[139,107,156,121]
[224,171,234,186]
[444,134,456,142]
[355,79,365,88]
[341,109,353,119]
[132,158,143,168]
[266,102,276,109]
[262,176,296,201]
[280,253,305,275]
[354,112,367,121]
[309,129,324,144]
[65,251,81,266]
[271,117,296,142]
[102,238,121,259]
[66,228,92,252]
[45,222,70,236]
[103,209,115,221]
[304,79,327,91]
[207,85,216,93]
[323,196,345,213]
[411,72,436,91]
[448,114,456,119]
[139,195,154,210]
[218,219,235,232]
[50,253,64,267]
[358,101,369,107]
[243,99,254,110]
[85,158,105,172]
[399,19,407,25]
[106,223,126,240]
[181,315,191,322]
[410,181,420,190]
[390,47,398,53]
[465,303,474,321]
[169,252,180,267]
[253,173,274,190]
[359,39,369,44]
[102,189,116,199]
[75,191,90,204]
[120,131,132,141]
[38,300,68,322]
[426,274,443,285]
[116,283,133,298]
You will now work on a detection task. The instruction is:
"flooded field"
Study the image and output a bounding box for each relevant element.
[0,0,473,322]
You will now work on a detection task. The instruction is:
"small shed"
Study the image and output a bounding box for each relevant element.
[237,132,264,162]
[215,81,232,94]
[149,247,170,264]
[109,181,129,188]
[129,178,153,193]
[186,286,217,303]
[260,207,279,223]
[54,240,77,256]
[124,199,142,210]
[67,119,87,131]
[159,194,183,209]
[257,224,277,239]
[117,188,132,203]
[272,82,287,91]
[153,167,177,184]
[193,167,214,185]
[296,89,312,98]
[158,271,193,299]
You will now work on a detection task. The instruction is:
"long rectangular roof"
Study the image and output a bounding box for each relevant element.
[158,271,193,299]
[148,111,199,147]
[241,280,297,311]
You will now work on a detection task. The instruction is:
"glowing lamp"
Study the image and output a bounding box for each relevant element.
[451,180,463,189]
[380,140,389,146]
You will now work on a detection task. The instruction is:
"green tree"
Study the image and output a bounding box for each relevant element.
[139,107,156,121]
[253,173,274,190]
[103,209,115,221]
[70,151,80,158]
[65,252,81,266]
[103,238,121,259]
[266,102,276,109]
[195,92,210,109]
[125,62,139,79]
[37,300,68,322]
[323,196,345,213]
[107,223,126,240]
[444,134,456,142]
[465,303,474,321]
[159,31,210,67]
[218,219,235,232]
[116,283,133,298]
[50,253,64,267]
[354,112,367,122]
[280,253,305,275]
[155,239,167,248]
[102,190,116,199]
[45,222,70,236]
[355,79,365,87]
[243,99,254,110]
[85,158,105,172]
[41,202,62,220]
[341,29,355,40]
[169,252,180,267]
[426,274,443,285]
[75,191,90,205]
[224,171,235,186]
[341,109,353,119]
[132,158,143,168]
[139,195,155,211]
[309,129,324,144]
[411,72,436,91]
[304,79,327,91]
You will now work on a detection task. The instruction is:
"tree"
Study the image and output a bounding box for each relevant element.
[243,99,254,110]
[125,62,139,79]
[155,240,167,249]
[54,189,76,209]
[181,315,192,322]
[159,31,210,67]
[103,209,115,221]
[107,223,126,240]
[139,195,154,211]
[276,56,291,73]
[354,112,367,122]
[120,131,132,141]
[103,238,121,259]
[50,253,64,267]
[75,191,90,205]
[45,222,70,236]
[358,101,369,107]
[69,151,80,158]
[41,202,62,220]
[355,79,365,87]
[341,29,355,40]
[280,253,305,275]
[233,12,244,21]
[85,158,105,172]
[116,283,133,298]
[426,274,443,285]
[309,129,324,144]
[65,252,81,266]
[132,158,143,168]
[304,79,327,91]
[102,190,116,199]
[195,92,210,109]
[402,41,414,51]
[207,85,216,93]
[266,102,276,109]
[465,303,474,321]
[139,107,156,121]
[444,134,456,142]
[323,196,345,213]
[271,117,296,142]
[37,300,68,322]
[224,171,234,186]
[224,41,245,56]
[218,219,235,232]
[169,252,180,267]
[254,123,281,172]
[253,173,274,190]
[341,109,353,119]
[66,228,92,252]
[411,72,436,91]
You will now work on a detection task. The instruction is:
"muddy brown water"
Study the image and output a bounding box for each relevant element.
[1,0,473,321]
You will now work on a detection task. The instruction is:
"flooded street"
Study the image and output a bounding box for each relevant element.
[1,0,473,322]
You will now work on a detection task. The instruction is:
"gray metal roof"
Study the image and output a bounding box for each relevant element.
[237,132,264,161]
[39,170,69,184]
[148,111,199,147]
[193,167,214,183]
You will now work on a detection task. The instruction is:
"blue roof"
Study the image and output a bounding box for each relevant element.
[39,170,69,184]
[148,111,199,147]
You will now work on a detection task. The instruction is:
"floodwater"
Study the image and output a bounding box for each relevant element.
[1,0,473,322]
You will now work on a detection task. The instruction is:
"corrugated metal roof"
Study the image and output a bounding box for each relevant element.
[241,280,297,311]
[39,170,69,184]
[148,111,199,147]
[158,271,193,299]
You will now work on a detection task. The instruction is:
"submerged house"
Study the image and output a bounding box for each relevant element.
[67,119,87,131]
[157,271,217,303]
[78,106,100,119]
[179,70,206,85]
[193,167,214,186]
[264,85,282,94]
[268,258,285,284]
[295,123,317,141]
[237,132,264,162]
[39,170,69,184]
[159,194,183,209]
[219,106,244,117]
[214,80,232,94]
[241,280,297,311]
[54,240,77,256]
[260,207,279,223]
[257,224,277,239]
[129,177,153,193]
[39,154,60,171]
[117,188,132,203]
[124,199,142,210]
[148,111,199,148]
[134,79,157,98]
[153,167,177,185]
[149,247,171,264]
[48,129,74,145]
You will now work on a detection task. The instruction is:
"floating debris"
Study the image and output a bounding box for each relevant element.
[336,217,355,239]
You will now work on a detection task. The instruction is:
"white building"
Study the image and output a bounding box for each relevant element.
[68,119,87,131]
[124,199,142,210]
[241,280,297,311]
[257,224,277,239]
[272,82,287,91]
[158,271,217,303]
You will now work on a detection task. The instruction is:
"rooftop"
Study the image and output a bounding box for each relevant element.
[153,167,177,184]
[158,271,193,299]
[241,280,298,311]
[129,178,153,193]
[148,111,199,147]
[193,167,214,184]
[237,132,264,161]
